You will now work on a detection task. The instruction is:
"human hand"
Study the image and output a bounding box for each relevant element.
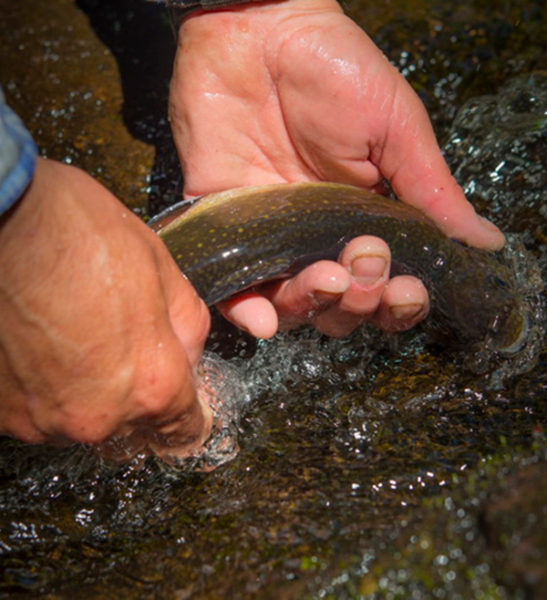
[0,158,212,459]
[169,0,504,338]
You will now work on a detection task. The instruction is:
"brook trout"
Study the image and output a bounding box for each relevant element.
[150,182,524,352]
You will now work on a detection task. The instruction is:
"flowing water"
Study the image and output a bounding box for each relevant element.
[0,1,546,598]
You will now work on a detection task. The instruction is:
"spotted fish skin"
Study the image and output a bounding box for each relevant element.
[152,182,523,350]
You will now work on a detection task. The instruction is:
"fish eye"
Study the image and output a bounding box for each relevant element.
[488,274,509,288]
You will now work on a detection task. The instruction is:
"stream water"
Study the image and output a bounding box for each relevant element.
[0,1,545,598]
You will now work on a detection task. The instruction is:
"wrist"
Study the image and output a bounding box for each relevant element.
[157,0,288,16]
[0,159,62,296]
[179,0,341,22]
[177,0,343,49]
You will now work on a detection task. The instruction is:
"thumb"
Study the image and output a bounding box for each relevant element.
[380,83,504,250]
[157,241,211,367]
[147,345,214,459]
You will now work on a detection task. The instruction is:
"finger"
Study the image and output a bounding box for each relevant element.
[369,275,429,333]
[311,303,365,338]
[218,292,279,339]
[218,261,351,336]
[379,81,504,250]
[147,396,213,460]
[264,261,351,330]
[98,349,212,464]
[143,338,213,459]
[159,242,211,367]
[310,237,391,337]
[108,277,214,459]
[337,236,390,314]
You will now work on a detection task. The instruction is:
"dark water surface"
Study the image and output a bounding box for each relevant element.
[0,1,546,598]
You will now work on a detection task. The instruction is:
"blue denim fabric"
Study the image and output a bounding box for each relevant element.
[0,87,37,215]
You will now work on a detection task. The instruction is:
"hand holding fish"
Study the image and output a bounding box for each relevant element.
[170,0,504,337]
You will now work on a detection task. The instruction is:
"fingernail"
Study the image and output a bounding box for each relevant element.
[478,215,502,234]
[351,255,387,286]
[390,302,424,321]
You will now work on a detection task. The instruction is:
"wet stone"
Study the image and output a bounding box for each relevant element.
[0,0,176,213]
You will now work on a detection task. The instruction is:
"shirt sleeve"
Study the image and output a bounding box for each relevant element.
[0,87,38,216]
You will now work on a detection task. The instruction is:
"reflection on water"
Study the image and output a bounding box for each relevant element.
[1,1,546,598]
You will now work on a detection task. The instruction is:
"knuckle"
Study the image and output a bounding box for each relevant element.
[131,341,190,420]
[3,413,46,445]
[53,404,118,445]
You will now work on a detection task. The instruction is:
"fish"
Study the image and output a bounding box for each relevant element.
[149,182,525,352]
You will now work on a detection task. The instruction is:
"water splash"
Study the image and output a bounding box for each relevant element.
[444,72,547,258]
[164,327,395,472]
[235,326,394,396]
[166,351,250,472]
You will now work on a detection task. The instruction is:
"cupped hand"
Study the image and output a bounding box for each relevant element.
[0,158,211,459]
[169,0,504,338]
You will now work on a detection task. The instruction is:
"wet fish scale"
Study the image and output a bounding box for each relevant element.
[151,182,524,350]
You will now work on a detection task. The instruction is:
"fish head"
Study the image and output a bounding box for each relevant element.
[432,248,526,353]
